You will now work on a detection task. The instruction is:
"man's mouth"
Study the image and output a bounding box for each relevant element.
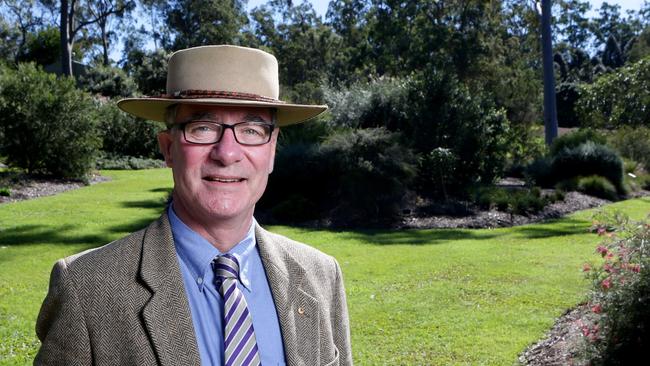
[203,176,245,183]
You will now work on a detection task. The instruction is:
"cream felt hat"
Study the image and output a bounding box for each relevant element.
[117,45,327,127]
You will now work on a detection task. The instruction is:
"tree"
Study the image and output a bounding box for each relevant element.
[556,0,591,50]
[164,0,248,49]
[83,0,135,66]
[0,0,46,61]
[40,0,135,76]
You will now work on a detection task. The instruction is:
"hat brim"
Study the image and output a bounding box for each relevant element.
[117,97,327,127]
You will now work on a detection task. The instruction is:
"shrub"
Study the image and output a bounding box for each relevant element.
[549,129,607,156]
[319,128,416,222]
[0,187,10,196]
[259,142,327,223]
[0,63,100,179]
[576,175,619,200]
[95,154,165,170]
[78,65,137,97]
[417,147,458,200]
[97,101,164,159]
[474,186,550,216]
[608,126,650,172]
[323,76,411,130]
[577,56,650,129]
[551,142,625,194]
[525,157,554,188]
[581,212,650,365]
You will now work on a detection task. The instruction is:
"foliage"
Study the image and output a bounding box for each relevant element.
[323,76,411,130]
[0,63,100,179]
[95,154,165,170]
[96,101,164,159]
[407,71,512,196]
[555,81,582,127]
[123,48,169,95]
[319,127,416,223]
[416,148,458,201]
[581,212,650,365]
[15,26,60,66]
[78,64,137,97]
[164,0,249,49]
[577,56,650,129]
[474,186,553,216]
[549,128,607,156]
[551,142,625,195]
[576,175,619,201]
[0,187,10,196]
[608,126,650,171]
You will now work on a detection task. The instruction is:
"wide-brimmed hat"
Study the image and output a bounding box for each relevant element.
[117,45,327,127]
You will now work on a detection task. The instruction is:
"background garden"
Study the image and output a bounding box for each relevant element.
[1,0,650,365]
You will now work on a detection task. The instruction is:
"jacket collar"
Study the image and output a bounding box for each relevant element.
[255,224,321,366]
[139,214,202,366]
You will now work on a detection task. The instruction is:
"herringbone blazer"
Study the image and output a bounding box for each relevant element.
[34,214,352,366]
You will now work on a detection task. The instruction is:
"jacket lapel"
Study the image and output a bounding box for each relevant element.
[139,214,201,366]
[256,225,320,366]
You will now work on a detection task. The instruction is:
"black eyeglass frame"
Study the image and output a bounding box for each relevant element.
[174,120,276,146]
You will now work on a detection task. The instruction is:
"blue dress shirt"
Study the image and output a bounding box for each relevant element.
[169,205,286,366]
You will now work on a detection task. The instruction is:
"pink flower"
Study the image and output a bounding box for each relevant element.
[630,264,641,273]
[603,263,613,273]
[597,245,608,257]
[602,278,612,290]
[597,227,606,236]
[591,304,602,314]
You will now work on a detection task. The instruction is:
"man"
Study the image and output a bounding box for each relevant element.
[35,45,352,366]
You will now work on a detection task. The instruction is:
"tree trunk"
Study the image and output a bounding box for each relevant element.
[60,0,72,76]
[541,0,558,145]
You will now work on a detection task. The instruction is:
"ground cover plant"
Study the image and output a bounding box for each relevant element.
[0,169,649,365]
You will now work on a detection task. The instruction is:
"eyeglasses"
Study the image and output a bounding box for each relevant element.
[176,120,275,146]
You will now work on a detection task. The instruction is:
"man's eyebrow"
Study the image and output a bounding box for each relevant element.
[242,114,268,122]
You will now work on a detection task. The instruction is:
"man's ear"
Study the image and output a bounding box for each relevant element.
[157,130,174,167]
[268,127,280,174]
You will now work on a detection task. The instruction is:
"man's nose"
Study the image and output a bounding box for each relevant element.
[209,128,243,165]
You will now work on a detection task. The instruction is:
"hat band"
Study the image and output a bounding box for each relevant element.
[157,89,284,103]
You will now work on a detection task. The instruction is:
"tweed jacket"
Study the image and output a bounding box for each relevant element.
[34,214,352,366]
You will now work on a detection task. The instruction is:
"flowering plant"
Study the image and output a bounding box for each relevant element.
[580,210,650,365]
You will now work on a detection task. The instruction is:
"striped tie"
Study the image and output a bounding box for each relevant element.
[213,254,262,366]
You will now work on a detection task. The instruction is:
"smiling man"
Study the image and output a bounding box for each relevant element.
[34,46,352,366]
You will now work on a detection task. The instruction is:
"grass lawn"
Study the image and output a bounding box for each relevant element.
[0,169,648,365]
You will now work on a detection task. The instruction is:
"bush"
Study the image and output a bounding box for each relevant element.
[417,147,458,200]
[78,65,137,97]
[525,157,554,188]
[319,128,417,222]
[577,56,650,129]
[551,142,625,194]
[95,154,166,170]
[259,142,327,223]
[97,101,164,159]
[576,175,619,200]
[474,186,550,216]
[581,212,650,365]
[549,129,607,156]
[608,126,650,172]
[0,63,100,179]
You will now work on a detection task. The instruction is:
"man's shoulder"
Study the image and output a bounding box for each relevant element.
[58,216,164,277]
[255,224,339,274]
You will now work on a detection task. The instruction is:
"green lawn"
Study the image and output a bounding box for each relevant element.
[0,169,648,365]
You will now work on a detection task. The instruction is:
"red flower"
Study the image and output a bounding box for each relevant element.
[602,277,612,290]
[591,304,602,314]
[597,245,608,257]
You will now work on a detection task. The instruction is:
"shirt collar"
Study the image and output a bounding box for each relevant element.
[168,204,256,292]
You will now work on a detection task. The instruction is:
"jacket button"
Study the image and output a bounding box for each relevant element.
[297,306,305,315]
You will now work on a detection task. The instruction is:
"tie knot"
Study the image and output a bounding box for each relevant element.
[212,253,240,282]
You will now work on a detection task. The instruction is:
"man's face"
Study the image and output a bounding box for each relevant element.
[158,104,278,227]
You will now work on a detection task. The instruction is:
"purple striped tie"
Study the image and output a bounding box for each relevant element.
[213,254,262,366]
